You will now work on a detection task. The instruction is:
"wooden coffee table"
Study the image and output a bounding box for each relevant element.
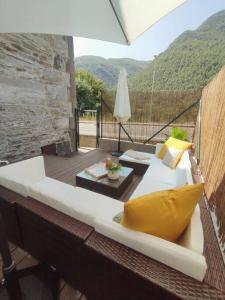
[76,165,134,199]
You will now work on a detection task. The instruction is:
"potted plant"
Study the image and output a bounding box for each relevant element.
[171,127,188,141]
[105,158,122,180]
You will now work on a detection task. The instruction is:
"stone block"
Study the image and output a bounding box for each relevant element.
[0,33,75,162]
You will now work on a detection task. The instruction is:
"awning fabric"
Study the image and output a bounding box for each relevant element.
[0,0,186,45]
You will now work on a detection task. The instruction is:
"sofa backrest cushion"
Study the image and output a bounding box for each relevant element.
[178,205,204,254]
[175,168,188,186]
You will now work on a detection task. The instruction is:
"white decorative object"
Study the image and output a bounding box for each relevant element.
[162,147,183,169]
[108,170,120,180]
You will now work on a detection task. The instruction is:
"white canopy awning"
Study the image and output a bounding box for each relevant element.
[0,0,186,45]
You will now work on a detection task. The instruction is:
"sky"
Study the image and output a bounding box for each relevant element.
[74,0,225,61]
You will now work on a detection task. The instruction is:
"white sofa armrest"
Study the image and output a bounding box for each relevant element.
[0,156,45,196]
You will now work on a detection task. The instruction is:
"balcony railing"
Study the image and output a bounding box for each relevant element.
[101,90,201,144]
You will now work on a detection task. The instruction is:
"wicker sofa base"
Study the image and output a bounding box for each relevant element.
[82,211,225,300]
[0,186,225,299]
[16,196,93,284]
[0,186,93,288]
[0,186,24,248]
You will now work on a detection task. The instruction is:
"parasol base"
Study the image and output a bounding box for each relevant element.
[111,151,123,157]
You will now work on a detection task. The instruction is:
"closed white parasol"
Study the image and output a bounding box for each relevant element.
[114,68,131,122]
[112,68,131,156]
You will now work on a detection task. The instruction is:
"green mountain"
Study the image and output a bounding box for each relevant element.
[129,10,225,91]
[75,56,150,88]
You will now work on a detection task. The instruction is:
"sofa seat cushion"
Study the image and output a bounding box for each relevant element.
[131,178,175,199]
[94,216,207,281]
[0,156,45,196]
[143,160,177,185]
[146,150,192,182]
[28,177,123,227]
[129,154,193,206]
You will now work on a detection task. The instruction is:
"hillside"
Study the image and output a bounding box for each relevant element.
[129,10,225,91]
[75,56,150,88]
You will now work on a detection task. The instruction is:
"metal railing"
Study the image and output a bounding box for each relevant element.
[75,108,101,148]
[101,95,200,144]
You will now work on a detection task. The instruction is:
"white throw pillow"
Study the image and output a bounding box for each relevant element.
[155,143,163,156]
[162,147,183,169]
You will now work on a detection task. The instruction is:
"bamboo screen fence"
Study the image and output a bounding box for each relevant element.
[101,90,201,143]
[195,66,225,258]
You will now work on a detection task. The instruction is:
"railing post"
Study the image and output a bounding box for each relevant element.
[96,108,100,148]
[74,108,80,149]
[100,99,103,138]
[101,99,134,143]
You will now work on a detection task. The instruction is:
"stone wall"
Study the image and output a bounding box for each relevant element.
[0,33,76,162]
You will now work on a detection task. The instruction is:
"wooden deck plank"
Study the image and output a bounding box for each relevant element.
[0,247,28,280]
[59,283,82,300]
[0,243,86,299]
[44,149,108,183]
[8,242,17,252]
[16,253,39,271]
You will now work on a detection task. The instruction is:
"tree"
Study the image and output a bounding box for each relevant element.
[75,69,105,110]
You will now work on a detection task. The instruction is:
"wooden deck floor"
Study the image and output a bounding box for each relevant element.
[0,243,85,299]
[44,148,142,202]
[0,149,142,299]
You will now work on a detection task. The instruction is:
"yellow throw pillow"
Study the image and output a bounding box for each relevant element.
[121,183,204,242]
[157,137,193,160]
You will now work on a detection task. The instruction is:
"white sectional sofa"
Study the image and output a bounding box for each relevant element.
[0,146,207,281]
